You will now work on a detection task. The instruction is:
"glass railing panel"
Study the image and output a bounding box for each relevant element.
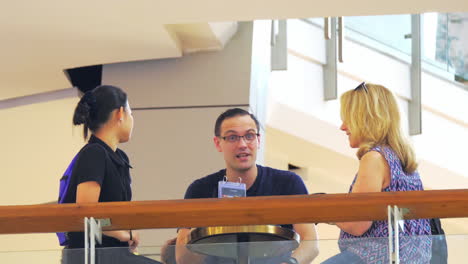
[345,14,412,56]
[423,12,468,82]
[0,234,464,263]
[61,248,85,264]
[90,247,162,264]
[317,234,460,263]
[422,13,449,72]
[306,18,324,28]
[303,14,466,84]
[157,241,313,264]
[158,237,433,263]
[0,247,164,264]
[0,248,66,264]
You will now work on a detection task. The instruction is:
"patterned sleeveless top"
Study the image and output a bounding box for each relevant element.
[338,146,432,263]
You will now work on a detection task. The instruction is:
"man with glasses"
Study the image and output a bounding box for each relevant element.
[175,108,318,264]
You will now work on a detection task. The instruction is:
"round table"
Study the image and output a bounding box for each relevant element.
[187,225,300,264]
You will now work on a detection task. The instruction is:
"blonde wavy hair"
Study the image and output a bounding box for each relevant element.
[340,83,417,174]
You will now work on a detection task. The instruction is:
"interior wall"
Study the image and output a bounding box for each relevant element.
[1,16,467,263]
[102,22,255,247]
[264,18,468,262]
[0,22,256,261]
[264,126,355,262]
[0,96,84,255]
[268,19,468,189]
[102,23,253,109]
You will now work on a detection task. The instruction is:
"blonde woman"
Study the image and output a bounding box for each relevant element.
[322,83,431,264]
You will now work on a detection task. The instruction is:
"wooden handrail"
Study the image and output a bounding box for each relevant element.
[1,189,468,235]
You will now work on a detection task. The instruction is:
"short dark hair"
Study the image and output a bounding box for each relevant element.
[73,85,127,140]
[214,108,260,136]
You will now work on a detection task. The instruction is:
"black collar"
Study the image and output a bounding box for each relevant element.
[88,135,132,168]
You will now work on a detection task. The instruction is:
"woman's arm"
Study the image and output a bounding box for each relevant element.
[76,181,135,245]
[335,151,390,236]
[76,181,100,203]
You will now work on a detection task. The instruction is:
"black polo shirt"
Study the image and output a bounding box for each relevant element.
[184,165,308,230]
[64,135,132,248]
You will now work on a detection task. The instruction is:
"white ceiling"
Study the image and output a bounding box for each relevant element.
[1,0,467,100]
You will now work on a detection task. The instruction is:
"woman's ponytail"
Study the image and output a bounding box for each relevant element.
[73,91,96,140]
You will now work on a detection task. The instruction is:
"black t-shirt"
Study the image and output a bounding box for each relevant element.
[184,164,308,230]
[64,135,133,248]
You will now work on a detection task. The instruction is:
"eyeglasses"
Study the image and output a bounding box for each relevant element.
[354,82,368,93]
[220,133,259,143]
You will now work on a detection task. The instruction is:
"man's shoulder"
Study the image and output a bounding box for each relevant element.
[258,165,306,186]
[258,165,298,179]
[184,169,225,199]
[191,169,226,186]
[257,165,307,195]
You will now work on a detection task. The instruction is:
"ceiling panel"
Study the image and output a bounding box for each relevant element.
[1,0,467,100]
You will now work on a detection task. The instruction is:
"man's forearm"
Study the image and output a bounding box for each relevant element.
[291,223,319,264]
[292,240,319,264]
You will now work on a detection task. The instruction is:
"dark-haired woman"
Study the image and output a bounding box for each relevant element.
[62,85,160,264]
